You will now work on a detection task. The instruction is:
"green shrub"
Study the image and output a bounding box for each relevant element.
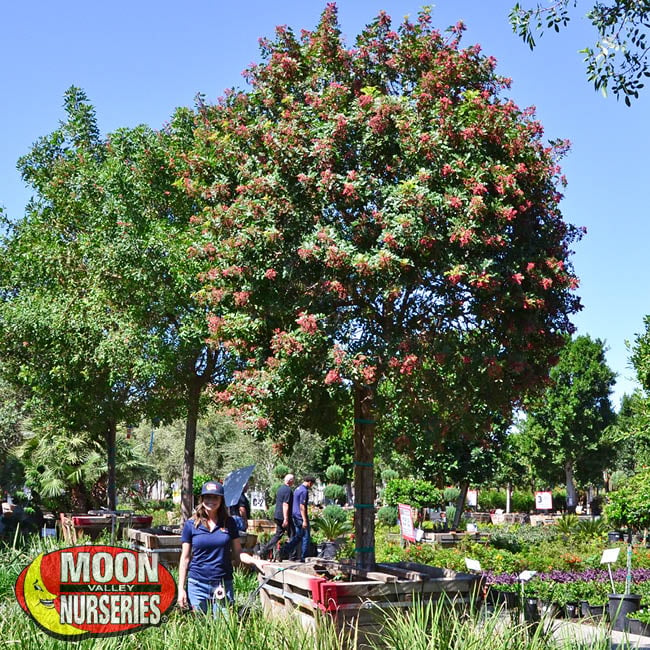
[193,473,212,497]
[325,464,346,484]
[269,481,282,504]
[377,505,398,527]
[381,468,399,483]
[383,478,443,509]
[478,489,507,511]
[605,467,650,531]
[443,487,460,504]
[322,504,349,523]
[324,484,346,505]
[511,490,535,512]
[273,464,291,479]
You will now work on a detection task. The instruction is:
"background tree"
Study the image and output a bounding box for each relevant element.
[0,88,224,517]
[510,0,650,103]
[609,391,650,476]
[521,334,616,508]
[187,6,582,567]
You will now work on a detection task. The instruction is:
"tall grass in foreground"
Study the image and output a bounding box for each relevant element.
[0,599,354,650]
[372,598,617,650]
[2,595,636,650]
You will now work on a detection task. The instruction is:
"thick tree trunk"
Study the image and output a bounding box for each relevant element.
[106,420,117,511]
[353,384,375,569]
[565,461,577,513]
[452,480,469,530]
[181,380,202,522]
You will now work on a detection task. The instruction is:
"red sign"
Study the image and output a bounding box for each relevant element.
[398,503,416,542]
[15,545,176,641]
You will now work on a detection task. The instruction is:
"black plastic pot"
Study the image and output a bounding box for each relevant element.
[565,602,580,619]
[523,597,540,623]
[488,588,518,609]
[538,600,561,619]
[609,593,642,632]
[588,604,605,621]
[626,617,647,636]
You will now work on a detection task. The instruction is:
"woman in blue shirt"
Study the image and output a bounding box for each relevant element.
[177,480,242,614]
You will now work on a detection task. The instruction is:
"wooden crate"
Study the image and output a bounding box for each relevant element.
[59,513,154,544]
[248,519,276,536]
[60,513,112,543]
[127,527,182,567]
[257,559,480,648]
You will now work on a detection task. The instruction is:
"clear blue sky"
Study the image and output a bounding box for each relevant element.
[1,1,648,409]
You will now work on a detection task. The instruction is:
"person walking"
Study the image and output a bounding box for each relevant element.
[291,476,315,562]
[177,480,241,614]
[257,474,294,559]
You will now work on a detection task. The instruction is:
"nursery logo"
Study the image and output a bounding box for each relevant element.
[15,545,176,641]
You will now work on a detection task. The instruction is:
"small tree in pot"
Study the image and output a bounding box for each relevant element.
[604,468,650,630]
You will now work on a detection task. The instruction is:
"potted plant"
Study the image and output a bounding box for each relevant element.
[312,506,352,559]
[603,469,650,631]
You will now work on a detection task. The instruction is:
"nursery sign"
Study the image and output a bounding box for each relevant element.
[534,491,553,510]
[398,503,416,542]
[15,545,176,641]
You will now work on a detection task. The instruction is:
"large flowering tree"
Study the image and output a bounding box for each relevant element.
[187,5,582,567]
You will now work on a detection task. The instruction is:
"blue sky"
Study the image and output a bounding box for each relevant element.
[1,1,648,408]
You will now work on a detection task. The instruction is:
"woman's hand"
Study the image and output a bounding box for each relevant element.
[240,552,266,572]
[177,586,188,609]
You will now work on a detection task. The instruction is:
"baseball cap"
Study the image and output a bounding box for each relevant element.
[201,481,224,496]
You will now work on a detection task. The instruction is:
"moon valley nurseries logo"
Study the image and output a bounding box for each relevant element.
[15,545,177,641]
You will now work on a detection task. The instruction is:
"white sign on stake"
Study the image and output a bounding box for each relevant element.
[465,558,482,572]
[601,547,621,565]
[518,570,537,582]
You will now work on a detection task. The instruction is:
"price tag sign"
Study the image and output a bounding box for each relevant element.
[601,548,621,564]
[534,491,553,510]
[465,558,482,572]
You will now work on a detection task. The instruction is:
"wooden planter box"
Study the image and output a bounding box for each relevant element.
[127,527,182,567]
[257,559,480,647]
[421,531,490,546]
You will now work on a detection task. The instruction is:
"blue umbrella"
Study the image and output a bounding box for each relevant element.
[223,464,255,508]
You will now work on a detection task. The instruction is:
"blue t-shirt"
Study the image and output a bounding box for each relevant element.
[181,517,239,581]
[292,484,309,521]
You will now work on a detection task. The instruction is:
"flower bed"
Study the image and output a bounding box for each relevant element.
[486,567,650,613]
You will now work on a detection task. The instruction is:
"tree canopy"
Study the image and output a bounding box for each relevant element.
[520,334,616,506]
[510,1,650,104]
[0,88,225,515]
[186,5,582,566]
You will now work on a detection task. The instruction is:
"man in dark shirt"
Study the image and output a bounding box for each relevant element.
[291,476,315,562]
[257,474,294,559]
